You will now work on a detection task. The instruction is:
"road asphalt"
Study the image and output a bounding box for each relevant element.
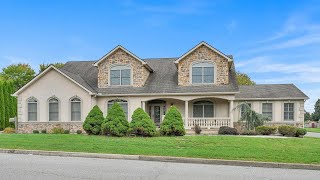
[0,153,319,180]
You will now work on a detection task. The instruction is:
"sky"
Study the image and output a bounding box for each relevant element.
[0,0,319,112]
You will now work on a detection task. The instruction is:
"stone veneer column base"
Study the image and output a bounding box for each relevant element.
[18,122,84,134]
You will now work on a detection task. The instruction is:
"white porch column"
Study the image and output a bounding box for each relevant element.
[229,100,234,127]
[185,100,189,128]
[141,101,146,111]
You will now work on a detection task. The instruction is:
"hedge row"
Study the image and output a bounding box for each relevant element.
[0,81,17,130]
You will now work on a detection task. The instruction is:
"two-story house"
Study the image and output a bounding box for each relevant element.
[13,42,308,133]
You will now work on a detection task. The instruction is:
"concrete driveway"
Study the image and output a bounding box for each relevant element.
[306,132,320,138]
[0,153,319,180]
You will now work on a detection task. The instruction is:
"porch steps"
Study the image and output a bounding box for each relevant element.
[186,128,219,135]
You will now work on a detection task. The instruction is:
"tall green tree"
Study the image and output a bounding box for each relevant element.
[39,63,64,73]
[0,82,5,130]
[312,99,320,121]
[304,111,311,121]
[0,63,35,90]
[236,72,256,85]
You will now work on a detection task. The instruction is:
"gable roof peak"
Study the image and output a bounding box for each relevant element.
[93,45,153,72]
[174,41,233,64]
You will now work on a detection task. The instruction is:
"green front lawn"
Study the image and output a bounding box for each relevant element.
[0,134,319,164]
[305,128,320,133]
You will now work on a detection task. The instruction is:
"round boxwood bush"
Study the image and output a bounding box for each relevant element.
[218,126,238,135]
[64,130,70,134]
[129,108,156,137]
[102,102,129,137]
[33,130,39,134]
[295,128,307,137]
[160,106,185,136]
[278,125,297,137]
[76,130,82,134]
[41,129,47,134]
[255,126,277,135]
[83,105,104,135]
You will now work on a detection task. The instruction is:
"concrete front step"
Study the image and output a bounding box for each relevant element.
[186,128,219,135]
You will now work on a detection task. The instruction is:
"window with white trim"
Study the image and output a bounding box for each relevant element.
[262,103,273,120]
[192,62,214,84]
[110,65,131,85]
[71,97,81,121]
[108,100,128,119]
[49,97,59,121]
[193,101,214,118]
[27,97,37,121]
[284,103,294,121]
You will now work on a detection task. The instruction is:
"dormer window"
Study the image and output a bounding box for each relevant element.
[110,64,131,86]
[191,62,215,84]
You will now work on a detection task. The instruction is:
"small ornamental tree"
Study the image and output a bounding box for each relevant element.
[83,105,104,135]
[102,102,129,137]
[129,108,156,137]
[160,106,185,136]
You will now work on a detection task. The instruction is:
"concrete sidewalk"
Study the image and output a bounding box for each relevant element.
[1,148,319,171]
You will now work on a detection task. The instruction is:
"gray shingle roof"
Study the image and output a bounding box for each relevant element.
[60,58,239,95]
[236,84,309,100]
[60,60,308,100]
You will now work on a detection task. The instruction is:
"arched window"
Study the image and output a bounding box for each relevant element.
[48,97,59,121]
[107,99,128,119]
[27,97,37,121]
[193,101,214,118]
[110,65,131,85]
[192,62,214,84]
[71,97,81,121]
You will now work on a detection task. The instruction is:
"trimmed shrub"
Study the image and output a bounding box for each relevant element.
[3,127,15,134]
[278,125,297,137]
[129,108,156,137]
[256,126,277,135]
[76,130,82,134]
[296,128,307,137]
[51,127,64,134]
[194,124,202,135]
[83,105,104,135]
[41,129,47,134]
[102,102,129,137]
[240,130,256,135]
[160,106,185,136]
[64,130,70,134]
[218,126,238,135]
[33,130,39,134]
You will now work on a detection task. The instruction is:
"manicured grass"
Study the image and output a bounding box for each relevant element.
[305,128,320,133]
[0,134,319,164]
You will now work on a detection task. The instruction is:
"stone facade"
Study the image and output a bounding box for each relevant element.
[97,48,150,88]
[17,122,84,134]
[178,45,229,86]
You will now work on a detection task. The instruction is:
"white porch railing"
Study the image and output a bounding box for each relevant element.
[187,117,231,129]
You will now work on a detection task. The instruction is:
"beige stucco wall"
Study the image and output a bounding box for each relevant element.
[177,44,229,86]
[17,69,94,123]
[233,100,305,123]
[97,48,150,88]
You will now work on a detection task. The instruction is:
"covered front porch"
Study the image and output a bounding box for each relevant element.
[141,97,234,129]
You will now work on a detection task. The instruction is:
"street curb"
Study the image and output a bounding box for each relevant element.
[1,149,319,170]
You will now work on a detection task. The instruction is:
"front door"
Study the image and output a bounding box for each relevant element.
[148,104,165,126]
[154,106,161,124]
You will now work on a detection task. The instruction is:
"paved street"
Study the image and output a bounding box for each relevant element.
[0,153,319,180]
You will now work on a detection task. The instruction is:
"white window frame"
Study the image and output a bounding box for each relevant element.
[48,97,60,121]
[107,99,129,119]
[70,97,81,121]
[284,103,294,121]
[27,97,38,121]
[190,62,216,84]
[192,101,215,118]
[262,103,273,120]
[109,64,132,86]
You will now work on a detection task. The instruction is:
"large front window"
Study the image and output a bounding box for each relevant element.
[193,101,214,118]
[108,99,128,119]
[71,97,81,121]
[262,103,273,120]
[49,97,59,121]
[192,62,214,84]
[27,97,37,121]
[110,65,131,85]
[284,103,294,121]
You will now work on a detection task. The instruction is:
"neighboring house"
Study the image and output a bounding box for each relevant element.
[13,42,309,133]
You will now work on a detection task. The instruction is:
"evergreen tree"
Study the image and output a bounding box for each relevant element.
[83,105,104,135]
[0,82,5,130]
[304,111,311,121]
[160,106,185,136]
[313,99,320,121]
[129,108,156,137]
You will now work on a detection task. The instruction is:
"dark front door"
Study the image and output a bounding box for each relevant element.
[154,105,161,124]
